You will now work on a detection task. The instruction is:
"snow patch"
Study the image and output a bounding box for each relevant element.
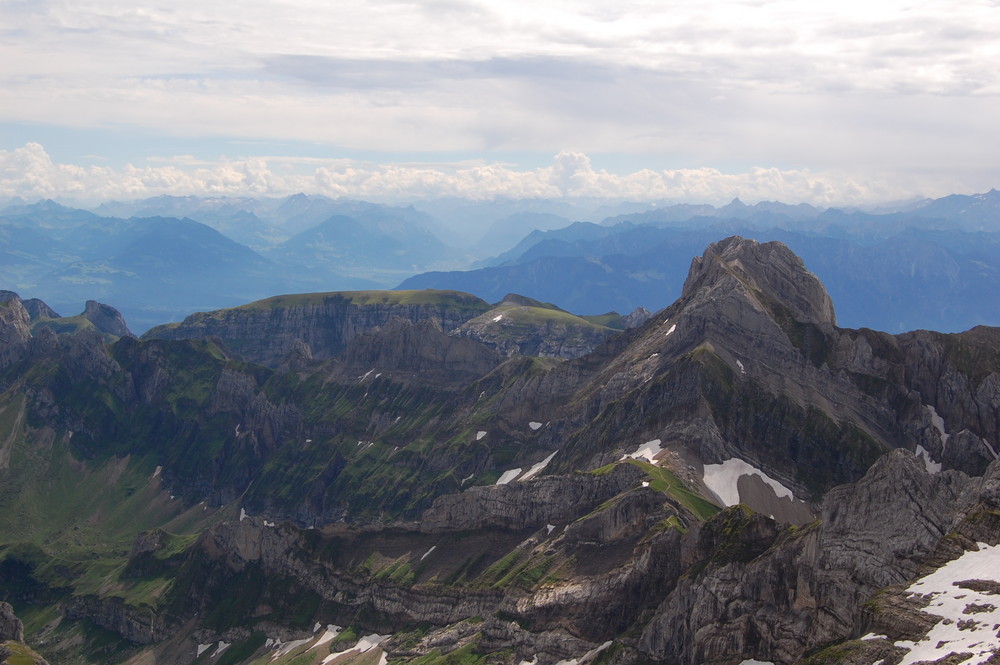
[197,644,211,657]
[926,405,950,449]
[420,545,436,561]
[546,524,555,534]
[461,474,474,486]
[736,359,745,374]
[321,634,389,665]
[493,314,504,322]
[239,508,248,521]
[214,642,231,657]
[915,444,942,474]
[520,450,558,481]
[314,622,322,632]
[894,543,1000,665]
[553,640,613,665]
[310,625,343,650]
[665,323,677,336]
[620,439,663,464]
[739,661,775,665]
[860,633,888,641]
[529,421,542,430]
[496,468,522,485]
[152,465,162,479]
[703,458,794,507]
[272,637,312,658]
[642,481,650,488]
[264,520,276,527]
[476,431,487,440]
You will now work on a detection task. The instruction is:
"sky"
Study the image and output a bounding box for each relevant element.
[1,0,999,206]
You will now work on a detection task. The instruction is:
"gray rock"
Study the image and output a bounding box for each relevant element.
[0,602,23,642]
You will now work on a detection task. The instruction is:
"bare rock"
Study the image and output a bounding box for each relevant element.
[0,602,23,642]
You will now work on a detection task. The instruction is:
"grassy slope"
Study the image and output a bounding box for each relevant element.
[0,388,229,662]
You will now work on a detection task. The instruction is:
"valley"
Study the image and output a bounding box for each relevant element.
[1,236,999,665]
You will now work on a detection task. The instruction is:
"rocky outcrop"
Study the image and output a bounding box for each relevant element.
[341,317,502,383]
[0,292,31,369]
[638,450,973,665]
[419,463,644,532]
[0,602,23,642]
[20,297,59,320]
[143,290,492,368]
[82,299,134,338]
[622,306,653,328]
[64,596,170,644]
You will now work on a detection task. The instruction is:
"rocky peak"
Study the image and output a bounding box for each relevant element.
[622,306,654,329]
[82,300,134,338]
[682,236,836,327]
[0,292,32,369]
[22,298,60,320]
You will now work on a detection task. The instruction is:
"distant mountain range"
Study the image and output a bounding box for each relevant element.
[402,190,1000,333]
[4,189,1000,334]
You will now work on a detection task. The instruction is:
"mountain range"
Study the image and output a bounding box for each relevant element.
[6,190,1000,336]
[1,236,999,665]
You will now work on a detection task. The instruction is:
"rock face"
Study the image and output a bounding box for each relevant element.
[683,235,836,326]
[340,318,502,383]
[638,450,973,665]
[0,602,23,642]
[0,292,31,369]
[6,237,1000,665]
[143,290,493,367]
[19,297,59,320]
[82,299,134,338]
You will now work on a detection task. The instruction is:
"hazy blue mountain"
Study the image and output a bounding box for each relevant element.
[0,198,103,236]
[472,212,574,258]
[32,216,305,332]
[475,220,618,267]
[892,188,1000,229]
[411,196,647,248]
[0,222,78,285]
[265,209,458,287]
[401,222,1000,333]
[95,194,294,249]
[400,240,712,315]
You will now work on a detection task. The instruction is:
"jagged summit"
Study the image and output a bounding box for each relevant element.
[682,236,836,326]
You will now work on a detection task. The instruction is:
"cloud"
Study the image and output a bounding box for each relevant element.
[0,143,972,206]
[2,2,999,200]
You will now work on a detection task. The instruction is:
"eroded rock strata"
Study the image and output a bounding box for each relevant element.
[2,237,1000,665]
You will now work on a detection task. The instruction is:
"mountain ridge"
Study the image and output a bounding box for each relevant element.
[2,237,1000,665]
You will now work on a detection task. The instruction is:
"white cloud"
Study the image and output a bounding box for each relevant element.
[0,143,969,206]
[1,2,998,198]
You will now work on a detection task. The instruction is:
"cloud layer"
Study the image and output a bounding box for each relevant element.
[0,143,956,206]
[2,1,999,201]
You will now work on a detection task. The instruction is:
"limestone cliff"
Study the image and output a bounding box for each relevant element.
[143,289,492,367]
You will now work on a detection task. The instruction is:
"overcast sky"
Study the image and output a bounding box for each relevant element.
[2,0,999,205]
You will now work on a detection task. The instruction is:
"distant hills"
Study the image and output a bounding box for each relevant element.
[0,196,457,332]
[4,189,1000,334]
[402,190,1000,333]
